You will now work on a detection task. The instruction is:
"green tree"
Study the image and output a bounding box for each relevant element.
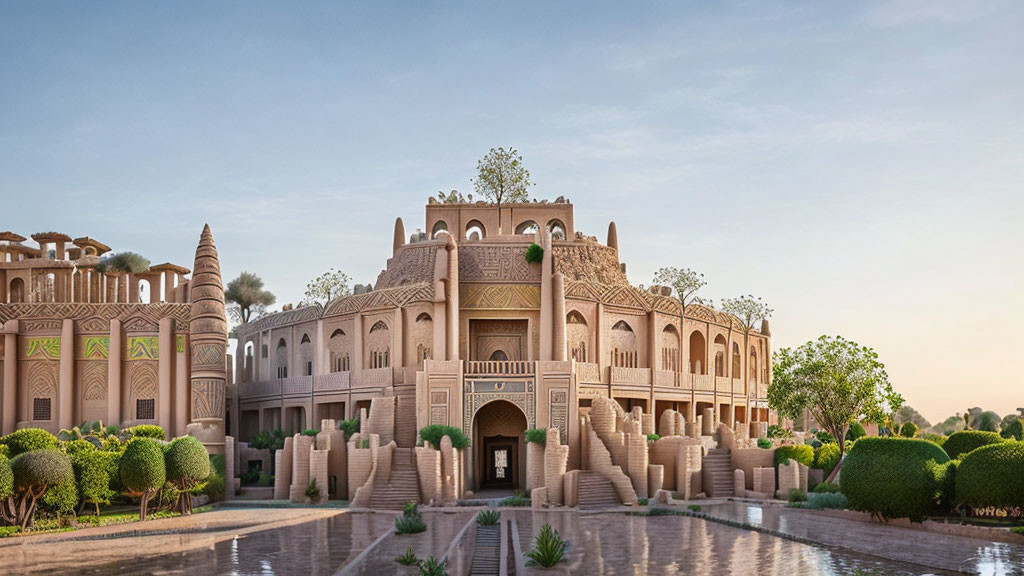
[1001,417,1023,441]
[973,410,1001,432]
[120,438,166,520]
[73,451,116,516]
[651,267,710,308]
[226,271,276,324]
[769,335,903,482]
[304,268,351,307]
[163,436,210,515]
[893,405,931,429]
[472,147,533,232]
[721,295,774,423]
[7,450,75,529]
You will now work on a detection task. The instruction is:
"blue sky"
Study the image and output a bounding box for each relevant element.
[2,1,1022,424]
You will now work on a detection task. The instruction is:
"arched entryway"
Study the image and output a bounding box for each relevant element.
[473,399,527,492]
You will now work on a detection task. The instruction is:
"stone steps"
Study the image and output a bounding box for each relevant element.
[370,447,421,509]
[469,523,501,575]
[393,393,418,448]
[702,450,734,498]
[577,470,619,509]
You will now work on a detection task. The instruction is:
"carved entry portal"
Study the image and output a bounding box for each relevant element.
[469,319,528,361]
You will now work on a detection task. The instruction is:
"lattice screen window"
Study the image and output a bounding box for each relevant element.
[136,398,155,420]
[33,398,51,421]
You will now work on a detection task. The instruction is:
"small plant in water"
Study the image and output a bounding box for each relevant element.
[395,546,418,565]
[476,509,500,525]
[395,501,427,534]
[305,479,321,501]
[637,497,649,506]
[417,555,449,576]
[687,504,701,512]
[525,523,569,567]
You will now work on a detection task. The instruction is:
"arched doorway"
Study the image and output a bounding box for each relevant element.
[473,399,527,492]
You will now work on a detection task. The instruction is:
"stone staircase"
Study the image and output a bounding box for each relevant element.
[702,448,734,498]
[469,523,501,575]
[577,470,620,509]
[394,393,418,448]
[369,447,421,509]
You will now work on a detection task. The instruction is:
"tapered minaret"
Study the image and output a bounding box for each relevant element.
[186,224,228,455]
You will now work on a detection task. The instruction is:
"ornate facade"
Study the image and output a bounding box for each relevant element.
[234,200,774,493]
[0,227,229,455]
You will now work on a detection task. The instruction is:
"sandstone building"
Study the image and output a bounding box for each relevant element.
[232,199,775,496]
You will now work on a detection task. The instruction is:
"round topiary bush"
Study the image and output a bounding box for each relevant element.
[955,441,1024,508]
[124,425,165,440]
[164,436,210,514]
[900,422,918,438]
[840,437,949,522]
[774,444,814,467]
[120,438,166,519]
[814,443,841,476]
[525,243,544,264]
[10,449,74,491]
[63,438,98,458]
[0,457,12,500]
[2,428,58,457]
[943,430,1004,460]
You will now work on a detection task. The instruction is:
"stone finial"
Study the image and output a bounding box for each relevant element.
[187,224,228,455]
[393,217,405,256]
[607,221,618,251]
[761,319,771,336]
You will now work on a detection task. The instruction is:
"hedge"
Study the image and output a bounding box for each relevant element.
[0,457,12,500]
[525,428,547,447]
[943,430,1004,460]
[955,441,1024,508]
[63,439,98,458]
[774,444,814,468]
[120,438,166,494]
[814,443,841,476]
[0,445,8,459]
[419,425,470,450]
[40,479,78,514]
[74,451,116,513]
[124,425,165,440]
[2,428,58,457]
[840,437,949,522]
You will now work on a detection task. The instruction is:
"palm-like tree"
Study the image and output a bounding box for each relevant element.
[226,271,276,324]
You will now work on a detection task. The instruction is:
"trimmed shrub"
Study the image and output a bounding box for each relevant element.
[840,437,949,522]
[0,444,9,459]
[2,428,58,457]
[918,433,947,447]
[813,443,841,476]
[845,422,866,442]
[301,429,319,437]
[120,438,166,520]
[11,449,74,491]
[933,458,958,512]
[63,439,98,458]
[524,243,544,264]
[804,493,848,510]
[418,425,470,450]
[209,453,227,476]
[74,450,116,515]
[0,457,13,500]
[900,422,918,438]
[203,470,225,502]
[1001,419,1023,441]
[774,444,814,468]
[124,425,165,440]
[788,489,807,503]
[164,436,210,514]
[39,479,78,516]
[814,482,840,493]
[524,428,547,447]
[943,430,1004,460]
[955,442,1024,508]
[757,437,772,449]
[646,434,660,442]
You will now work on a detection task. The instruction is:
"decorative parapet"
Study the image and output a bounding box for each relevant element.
[465,360,534,377]
[575,362,603,384]
[0,302,192,331]
[654,370,675,388]
[359,367,394,387]
[610,366,651,386]
[281,375,313,395]
[240,379,282,398]
[715,377,732,393]
[314,371,351,392]
[691,374,715,392]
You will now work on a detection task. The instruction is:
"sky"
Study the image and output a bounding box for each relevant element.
[1,1,1021,425]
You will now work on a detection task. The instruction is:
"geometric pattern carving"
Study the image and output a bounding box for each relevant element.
[0,302,191,331]
[126,337,159,361]
[128,362,158,413]
[24,337,61,360]
[460,284,541,310]
[191,378,226,419]
[430,405,448,426]
[78,336,110,360]
[375,245,437,289]
[549,388,568,441]
[22,319,63,332]
[76,316,109,332]
[458,245,538,283]
[25,361,57,400]
[190,342,224,369]
[81,362,107,402]
[463,380,535,435]
[122,315,159,332]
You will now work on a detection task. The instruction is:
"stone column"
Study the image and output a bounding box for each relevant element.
[158,317,173,436]
[539,229,552,361]
[58,319,74,430]
[393,307,403,376]
[175,333,188,437]
[186,225,229,455]
[445,234,459,361]
[552,273,566,362]
[352,314,363,377]
[107,319,122,426]
[3,333,17,434]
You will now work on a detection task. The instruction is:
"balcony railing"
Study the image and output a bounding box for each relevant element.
[465,360,534,377]
[360,367,394,387]
[654,369,676,388]
[715,376,733,393]
[691,373,715,392]
[575,362,603,384]
[281,375,313,395]
[314,371,350,392]
[609,367,651,386]
[240,379,282,398]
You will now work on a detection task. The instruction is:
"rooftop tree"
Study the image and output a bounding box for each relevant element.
[472,147,533,233]
[769,335,903,482]
[304,268,351,307]
[226,271,276,324]
[652,267,711,309]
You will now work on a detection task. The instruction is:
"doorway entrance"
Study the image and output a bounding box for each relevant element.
[473,399,528,491]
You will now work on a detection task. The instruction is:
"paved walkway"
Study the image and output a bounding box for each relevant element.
[699,501,1024,574]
